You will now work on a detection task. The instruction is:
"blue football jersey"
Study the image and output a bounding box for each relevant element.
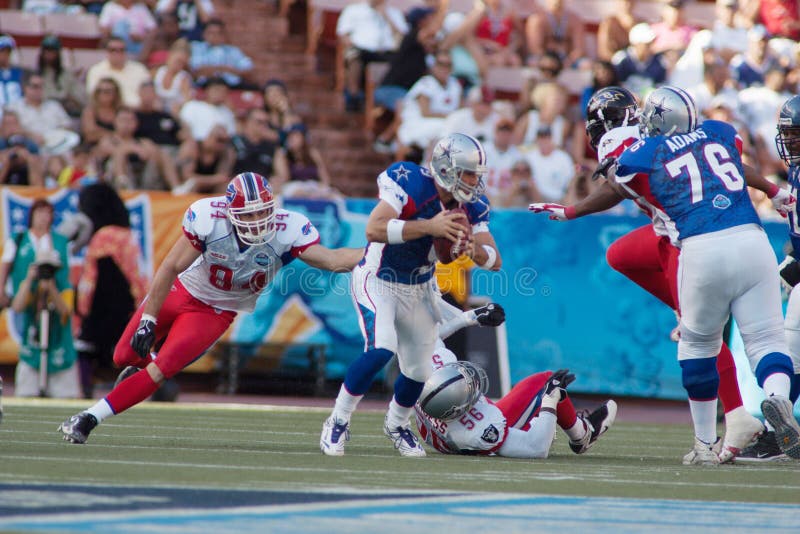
[361,161,490,284]
[615,119,760,243]
[787,165,800,259]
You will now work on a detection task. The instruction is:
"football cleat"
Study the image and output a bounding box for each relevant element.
[718,407,765,463]
[735,431,790,463]
[760,395,800,459]
[58,412,98,444]
[320,416,350,456]
[384,417,426,457]
[474,303,506,327]
[569,400,617,454]
[682,437,720,466]
[113,366,139,389]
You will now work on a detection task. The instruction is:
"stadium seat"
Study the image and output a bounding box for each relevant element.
[305,0,350,56]
[557,68,592,96]
[484,66,529,101]
[14,46,40,70]
[0,10,44,47]
[70,47,106,76]
[364,61,390,132]
[42,12,101,49]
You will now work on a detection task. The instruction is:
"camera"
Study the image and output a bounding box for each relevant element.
[33,249,61,281]
[36,262,58,280]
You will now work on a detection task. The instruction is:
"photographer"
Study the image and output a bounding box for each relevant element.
[2,199,78,398]
[0,111,44,187]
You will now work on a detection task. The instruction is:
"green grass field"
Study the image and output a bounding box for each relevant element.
[2,398,798,507]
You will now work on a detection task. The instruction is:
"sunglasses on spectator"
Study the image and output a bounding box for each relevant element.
[436,60,452,67]
[27,82,43,89]
[107,46,126,53]
[97,87,116,94]
[511,166,530,173]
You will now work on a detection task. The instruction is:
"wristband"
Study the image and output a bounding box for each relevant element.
[141,313,157,324]
[480,244,497,269]
[766,182,780,198]
[564,206,577,219]
[386,219,406,244]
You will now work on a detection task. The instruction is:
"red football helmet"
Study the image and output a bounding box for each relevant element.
[225,172,276,245]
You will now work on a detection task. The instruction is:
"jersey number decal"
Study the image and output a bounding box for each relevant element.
[209,265,268,292]
[459,408,484,430]
[664,143,744,203]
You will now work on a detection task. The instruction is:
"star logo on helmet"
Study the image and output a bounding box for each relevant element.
[651,97,671,121]
[392,164,411,181]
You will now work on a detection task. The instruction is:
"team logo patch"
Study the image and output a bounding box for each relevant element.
[301,222,312,235]
[254,253,273,266]
[187,208,196,222]
[481,424,500,444]
[712,194,731,209]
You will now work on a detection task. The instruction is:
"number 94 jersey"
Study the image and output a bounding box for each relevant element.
[615,119,760,244]
[178,196,320,313]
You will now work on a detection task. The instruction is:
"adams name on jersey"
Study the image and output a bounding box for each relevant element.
[362,161,490,285]
[179,196,320,312]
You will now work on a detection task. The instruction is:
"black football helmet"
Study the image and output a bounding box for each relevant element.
[776,95,800,166]
[585,86,639,150]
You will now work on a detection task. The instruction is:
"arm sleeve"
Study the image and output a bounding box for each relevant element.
[290,216,322,257]
[496,412,557,459]
[377,171,409,215]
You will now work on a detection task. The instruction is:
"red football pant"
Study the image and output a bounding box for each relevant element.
[494,371,578,431]
[108,280,235,414]
[606,224,742,412]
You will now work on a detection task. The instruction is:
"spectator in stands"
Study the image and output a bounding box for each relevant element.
[514,81,570,149]
[596,0,636,62]
[612,23,668,97]
[86,37,152,108]
[756,0,800,42]
[57,143,98,188]
[8,73,72,147]
[81,77,123,145]
[190,19,255,89]
[139,11,182,67]
[579,60,620,121]
[232,107,288,181]
[472,0,522,68]
[438,2,486,90]
[524,125,574,203]
[524,0,584,68]
[284,123,329,186]
[483,117,524,202]
[135,80,184,154]
[0,111,43,186]
[336,0,409,112]
[175,124,234,194]
[442,85,501,146]
[494,158,542,208]
[517,50,562,114]
[153,38,193,116]
[739,66,792,176]
[650,0,697,63]
[179,76,235,142]
[6,199,79,398]
[156,0,216,42]
[99,0,157,57]
[0,35,24,109]
[94,106,181,191]
[688,58,740,118]
[396,50,462,159]
[37,35,86,117]
[22,0,70,13]
[262,79,301,146]
[709,0,750,63]
[730,25,782,88]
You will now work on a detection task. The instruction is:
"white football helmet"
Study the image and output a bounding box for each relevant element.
[639,85,698,138]
[429,133,487,203]
[418,361,489,420]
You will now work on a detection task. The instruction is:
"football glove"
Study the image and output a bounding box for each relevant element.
[541,369,576,410]
[130,316,156,360]
[592,156,617,181]
[474,303,505,327]
[769,187,796,218]
[779,256,800,290]
[528,203,575,221]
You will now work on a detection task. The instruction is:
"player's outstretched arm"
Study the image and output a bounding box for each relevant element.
[366,200,466,243]
[529,181,624,220]
[298,244,364,272]
[742,162,796,217]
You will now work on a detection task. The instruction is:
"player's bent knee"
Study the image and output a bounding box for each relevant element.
[146,362,166,384]
[113,344,139,368]
[678,325,722,360]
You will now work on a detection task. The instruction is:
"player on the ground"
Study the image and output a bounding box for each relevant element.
[415,345,616,457]
[737,95,800,462]
[529,86,782,463]
[320,132,502,457]
[610,86,800,464]
[59,172,364,444]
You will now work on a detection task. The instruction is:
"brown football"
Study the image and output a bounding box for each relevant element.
[433,207,471,264]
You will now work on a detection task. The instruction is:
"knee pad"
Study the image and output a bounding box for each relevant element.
[393,373,425,408]
[754,352,794,388]
[344,348,394,395]
[680,357,719,400]
[741,327,789,361]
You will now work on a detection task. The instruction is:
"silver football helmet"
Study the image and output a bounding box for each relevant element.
[418,362,489,420]
[429,133,487,203]
[639,85,698,138]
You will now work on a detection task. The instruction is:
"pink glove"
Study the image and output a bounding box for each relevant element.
[528,203,577,221]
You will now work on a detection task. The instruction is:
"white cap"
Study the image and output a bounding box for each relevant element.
[629,23,656,45]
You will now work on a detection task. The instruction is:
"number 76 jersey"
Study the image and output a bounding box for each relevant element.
[615,119,760,245]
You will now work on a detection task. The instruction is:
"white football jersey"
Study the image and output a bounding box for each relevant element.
[178,197,320,312]
[414,345,508,455]
[597,125,668,236]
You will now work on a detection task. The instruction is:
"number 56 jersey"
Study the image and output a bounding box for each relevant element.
[615,119,760,245]
[415,397,509,454]
[178,196,320,313]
